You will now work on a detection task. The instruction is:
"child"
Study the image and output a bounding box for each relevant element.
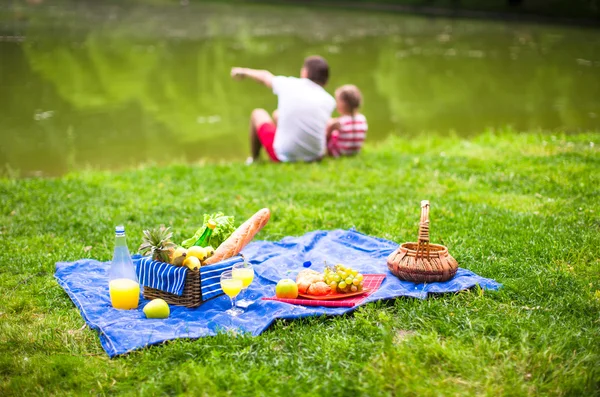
[326,84,368,157]
[231,56,336,163]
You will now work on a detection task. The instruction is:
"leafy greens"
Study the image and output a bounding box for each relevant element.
[181,212,236,249]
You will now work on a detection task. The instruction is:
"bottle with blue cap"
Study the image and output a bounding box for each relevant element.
[108,225,140,310]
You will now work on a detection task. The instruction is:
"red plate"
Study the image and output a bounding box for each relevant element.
[297,288,370,300]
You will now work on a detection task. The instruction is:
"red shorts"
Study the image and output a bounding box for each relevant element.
[257,122,279,162]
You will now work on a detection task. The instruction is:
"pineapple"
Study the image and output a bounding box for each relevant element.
[139,226,177,263]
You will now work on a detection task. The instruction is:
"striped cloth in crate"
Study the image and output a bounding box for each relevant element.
[134,255,244,299]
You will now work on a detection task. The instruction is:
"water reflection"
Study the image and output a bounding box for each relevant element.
[0,2,598,176]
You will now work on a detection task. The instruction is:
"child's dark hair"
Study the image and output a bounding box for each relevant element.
[303,56,329,86]
[336,84,363,115]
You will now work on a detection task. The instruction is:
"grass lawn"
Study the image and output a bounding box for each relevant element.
[1,131,599,396]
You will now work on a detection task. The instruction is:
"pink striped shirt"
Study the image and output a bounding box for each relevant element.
[337,114,368,155]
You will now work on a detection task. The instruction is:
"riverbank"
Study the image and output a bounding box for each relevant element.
[1,131,599,395]
[253,0,600,27]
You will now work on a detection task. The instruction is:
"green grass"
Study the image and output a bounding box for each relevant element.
[1,131,599,396]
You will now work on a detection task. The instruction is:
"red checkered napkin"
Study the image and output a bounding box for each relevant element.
[262,274,386,308]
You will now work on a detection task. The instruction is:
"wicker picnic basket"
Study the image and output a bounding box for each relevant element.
[387,200,458,283]
[143,269,202,308]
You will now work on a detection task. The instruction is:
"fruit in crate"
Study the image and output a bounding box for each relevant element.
[183,255,201,271]
[173,246,187,259]
[185,245,215,266]
[139,226,177,263]
[275,279,299,299]
[172,253,187,267]
[187,246,208,262]
[171,246,188,267]
[143,298,170,319]
[323,264,364,294]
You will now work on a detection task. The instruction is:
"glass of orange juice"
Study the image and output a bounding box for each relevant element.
[232,262,254,308]
[220,270,244,316]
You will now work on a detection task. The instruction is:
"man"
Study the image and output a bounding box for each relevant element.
[231,55,336,164]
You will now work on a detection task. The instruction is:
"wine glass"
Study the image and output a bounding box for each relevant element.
[232,262,255,308]
[220,270,244,317]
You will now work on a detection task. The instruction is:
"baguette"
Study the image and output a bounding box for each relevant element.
[203,208,271,265]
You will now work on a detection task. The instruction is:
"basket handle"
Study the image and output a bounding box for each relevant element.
[416,200,430,258]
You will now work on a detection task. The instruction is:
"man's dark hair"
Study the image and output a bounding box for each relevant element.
[303,56,329,86]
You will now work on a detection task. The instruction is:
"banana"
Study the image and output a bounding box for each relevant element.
[187,246,207,261]
[172,253,187,267]
[183,255,200,271]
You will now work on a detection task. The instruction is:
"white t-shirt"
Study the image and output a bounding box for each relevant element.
[272,76,336,162]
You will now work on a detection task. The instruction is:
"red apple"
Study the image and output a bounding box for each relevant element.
[276,279,299,299]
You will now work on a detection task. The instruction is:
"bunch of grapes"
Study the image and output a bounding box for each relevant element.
[323,264,364,294]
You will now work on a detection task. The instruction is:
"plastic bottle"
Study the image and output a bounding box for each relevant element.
[193,219,217,247]
[108,225,140,310]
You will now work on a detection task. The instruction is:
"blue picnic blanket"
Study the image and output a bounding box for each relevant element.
[55,229,501,357]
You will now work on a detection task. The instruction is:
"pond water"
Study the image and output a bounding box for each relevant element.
[1,1,599,176]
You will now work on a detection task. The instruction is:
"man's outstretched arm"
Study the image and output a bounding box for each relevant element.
[231,67,274,90]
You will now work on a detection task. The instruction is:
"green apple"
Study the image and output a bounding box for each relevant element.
[275,279,298,299]
[143,298,170,319]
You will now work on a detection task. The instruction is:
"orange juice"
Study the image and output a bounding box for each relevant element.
[109,278,140,310]
[221,278,243,297]
[232,268,254,288]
